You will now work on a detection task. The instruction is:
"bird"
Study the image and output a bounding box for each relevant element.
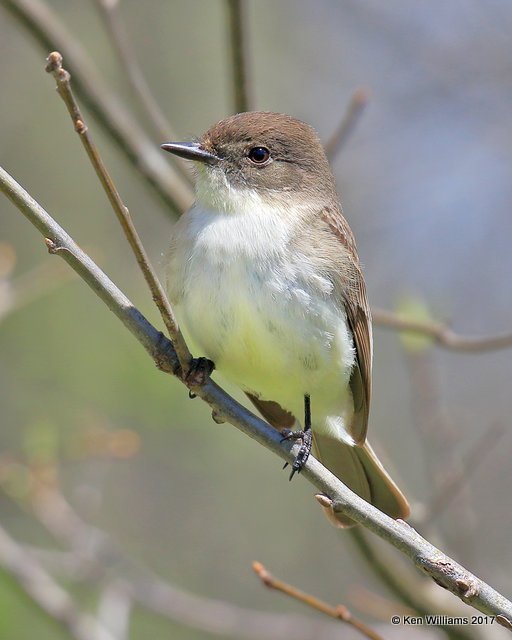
[161,111,409,527]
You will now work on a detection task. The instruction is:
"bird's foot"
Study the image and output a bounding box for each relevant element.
[186,357,215,398]
[280,428,313,480]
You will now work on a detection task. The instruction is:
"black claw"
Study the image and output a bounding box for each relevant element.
[185,357,215,386]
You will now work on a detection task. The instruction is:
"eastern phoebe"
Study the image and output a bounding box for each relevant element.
[162,112,409,526]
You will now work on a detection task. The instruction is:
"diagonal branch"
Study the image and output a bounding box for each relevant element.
[2,165,512,630]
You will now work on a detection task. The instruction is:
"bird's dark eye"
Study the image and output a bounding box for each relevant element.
[248,146,271,164]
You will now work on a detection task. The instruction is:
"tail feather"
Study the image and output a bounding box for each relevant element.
[312,433,410,528]
[246,393,410,527]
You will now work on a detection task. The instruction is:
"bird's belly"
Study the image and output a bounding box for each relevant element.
[176,256,355,420]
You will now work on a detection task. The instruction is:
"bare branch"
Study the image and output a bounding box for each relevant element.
[253,561,384,640]
[1,0,193,215]
[226,0,252,112]
[324,87,370,160]
[3,165,512,629]
[373,307,512,352]
[45,51,191,376]
[0,523,117,640]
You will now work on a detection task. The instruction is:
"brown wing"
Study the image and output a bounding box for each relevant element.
[321,206,373,445]
[245,393,295,429]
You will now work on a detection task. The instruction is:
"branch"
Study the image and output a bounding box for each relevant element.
[45,51,191,376]
[1,0,193,215]
[373,307,512,353]
[0,523,117,640]
[2,166,512,630]
[253,562,383,640]
[324,87,370,160]
[226,0,252,112]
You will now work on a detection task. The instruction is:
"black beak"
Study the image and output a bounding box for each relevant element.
[160,141,219,164]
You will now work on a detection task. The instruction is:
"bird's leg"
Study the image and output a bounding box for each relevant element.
[280,394,312,480]
[185,357,215,398]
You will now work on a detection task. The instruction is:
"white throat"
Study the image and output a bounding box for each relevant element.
[191,167,299,260]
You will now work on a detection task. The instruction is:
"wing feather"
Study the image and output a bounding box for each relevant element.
[320,206,372,445]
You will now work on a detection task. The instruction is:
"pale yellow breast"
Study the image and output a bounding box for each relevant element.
[169,201,356,426]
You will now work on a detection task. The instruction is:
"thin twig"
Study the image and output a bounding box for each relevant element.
[253,561,384,640]
[324,87,370,159]
[373,307,512,352]
[2,166,512,629]
[45,51,191,376]
[226,0,252,112]
[1,0,193,215]
[0,523,116,640]
[91,0,192,183]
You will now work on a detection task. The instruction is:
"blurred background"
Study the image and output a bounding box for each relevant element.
[1,1,511,639]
